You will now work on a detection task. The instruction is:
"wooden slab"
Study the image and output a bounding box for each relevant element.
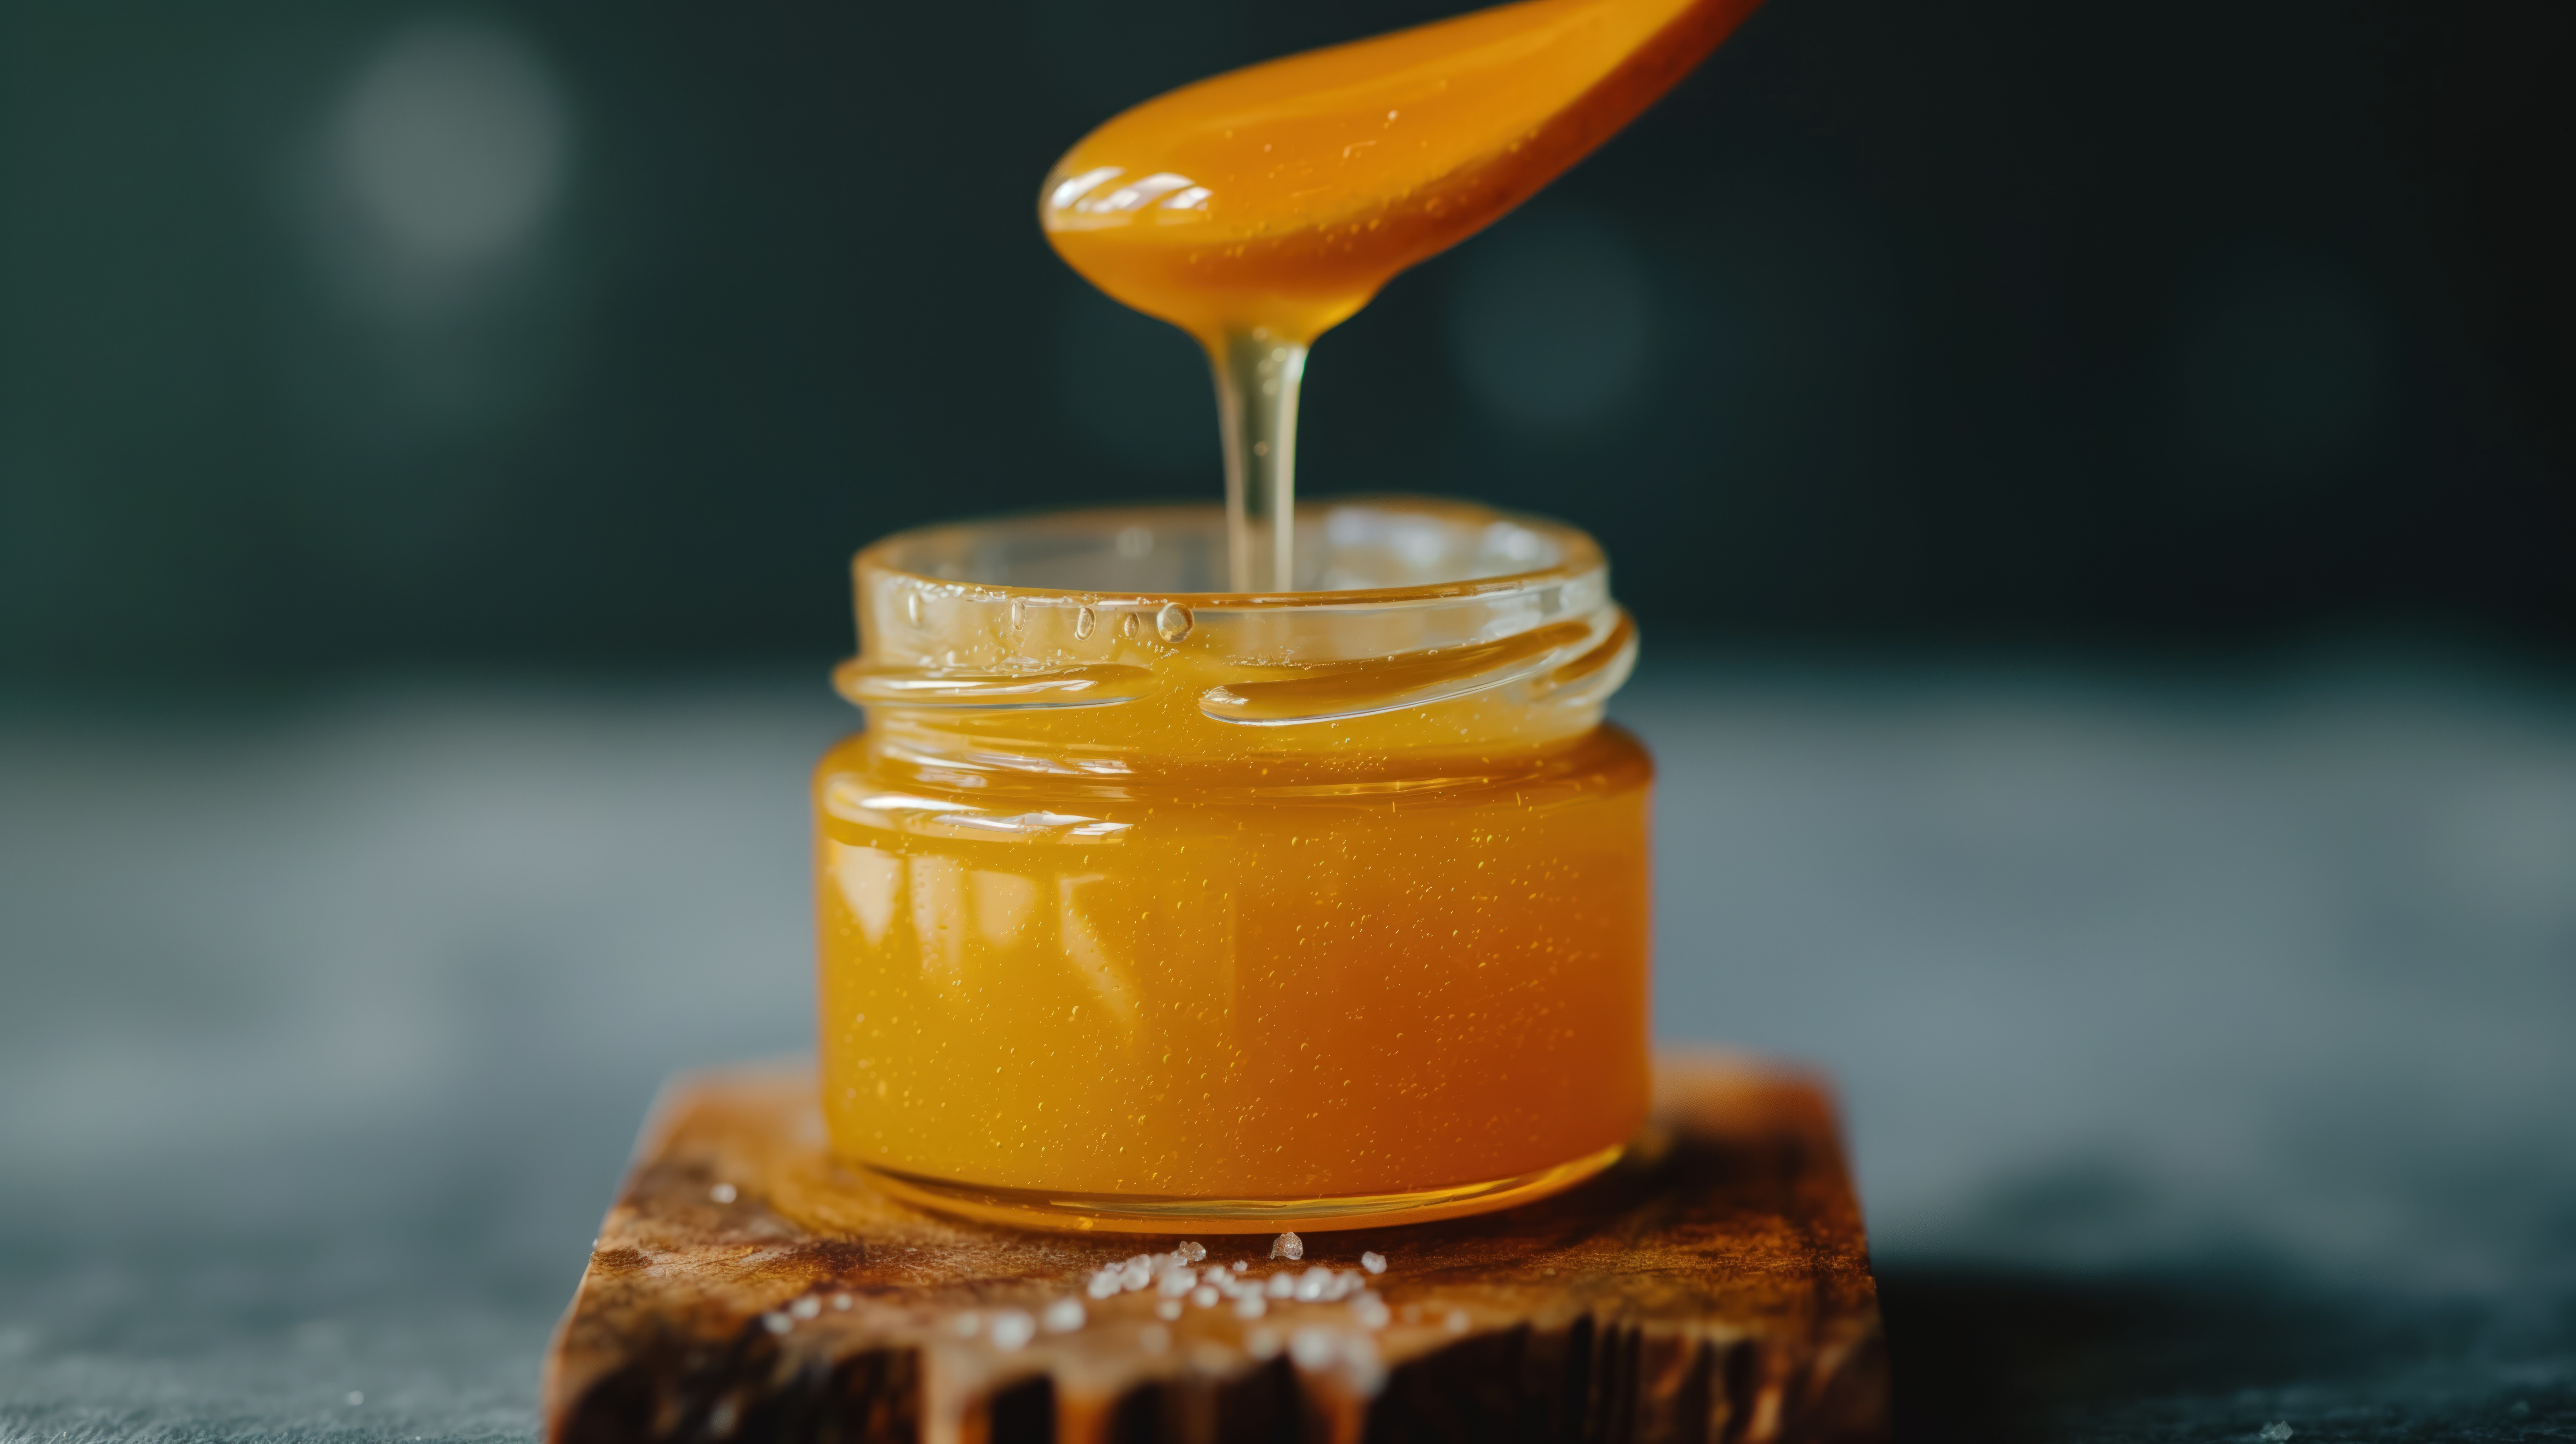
[543,1054,1887,1444]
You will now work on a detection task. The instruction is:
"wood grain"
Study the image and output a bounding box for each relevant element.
[543,1053,1887,1444]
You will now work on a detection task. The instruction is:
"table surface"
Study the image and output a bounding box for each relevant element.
[4,659,2571,1442]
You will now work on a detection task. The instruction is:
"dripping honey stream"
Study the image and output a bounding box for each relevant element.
[1040,0,1766,589]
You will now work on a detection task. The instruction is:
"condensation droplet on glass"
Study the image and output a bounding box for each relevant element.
[1156,602,1194,644]
[1120,611,1139,640]
[1075,606,1096,640]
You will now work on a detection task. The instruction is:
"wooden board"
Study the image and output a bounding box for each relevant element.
[543,1054,1887,1444]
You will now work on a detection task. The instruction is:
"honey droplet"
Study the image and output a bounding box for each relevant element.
[1075,606,1097,640]
[1156,602,1195,643]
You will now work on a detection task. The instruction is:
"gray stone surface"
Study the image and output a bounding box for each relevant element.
[4,660,2572,1440]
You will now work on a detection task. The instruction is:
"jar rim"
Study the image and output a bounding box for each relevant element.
[852,496,1604,610]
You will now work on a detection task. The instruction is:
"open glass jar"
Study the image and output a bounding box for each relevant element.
[813,497,1650,1232]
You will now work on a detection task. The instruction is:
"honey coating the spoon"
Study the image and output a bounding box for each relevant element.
[1040,0,1764,347]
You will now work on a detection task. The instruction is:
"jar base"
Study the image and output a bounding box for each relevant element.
[852,1144,1627,1234]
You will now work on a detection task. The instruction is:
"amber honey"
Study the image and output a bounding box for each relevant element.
[815,503,1648,1230]
[813,0,1759,1229]
[1040,0,1765,346]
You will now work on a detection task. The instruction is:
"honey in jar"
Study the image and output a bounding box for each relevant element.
[815,503,1647,1230]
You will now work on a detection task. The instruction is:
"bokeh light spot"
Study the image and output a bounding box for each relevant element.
[335,19,571,268]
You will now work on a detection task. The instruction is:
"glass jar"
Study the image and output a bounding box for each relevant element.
[812,497,1649,1232]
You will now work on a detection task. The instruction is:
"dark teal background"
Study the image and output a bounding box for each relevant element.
[5,0,2569,683]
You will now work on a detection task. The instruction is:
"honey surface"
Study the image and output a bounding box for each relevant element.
[814,657,1652,1201]
[1042,0,1763,344]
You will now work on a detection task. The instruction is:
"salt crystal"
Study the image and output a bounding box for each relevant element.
[1444,1310,1471,1333]
[1246,1326,1282,1358]
[1140,1323,1172,1354]
[1234,1261,1250,1272]
[988,1310,1036,1351]
[1270,1232,1304,1261]
[345,1391,364,1408]
[789,1297,821,1320]
[1294,1266,1332,1302]
[1235,1294,1267,1319]
[1289,1327,1338,1369]
[761,1312,792,1335]
[953,1313,981,1338]
[1127,1254,1153,1270]
[1120,1262,1154,1292]
[1087,1272,1121,1300]
[1177,1241,1207,1263]
[1042,1299,1086,1333]
[2260,1426,2294,1443]
[1156,1299,1183,1320]
[1351,1293,1391,1330]
[1191,1286,1220,1308]
[709,1183,738,1204]
[832,1293,852,1311]
[1265,1273,1296,1299]
[1158,1267,1197,1297]
[1359,1251,1386,1275]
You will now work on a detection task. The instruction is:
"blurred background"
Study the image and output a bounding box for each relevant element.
[3,0,2572,1439]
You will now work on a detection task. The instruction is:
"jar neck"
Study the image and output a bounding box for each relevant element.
[835,500,1636,784]
[843,608,1631,790]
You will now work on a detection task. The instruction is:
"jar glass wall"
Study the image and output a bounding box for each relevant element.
[813,498,1650,1232]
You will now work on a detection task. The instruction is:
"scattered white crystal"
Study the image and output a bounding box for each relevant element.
[345,1392,364,1408]
[1351,1293,1391,1330]
[953,1313,980,1338]
[709,1183,738,1204]
[1176,1241,1207,1263]
[761,1312,792,1335]
[1266,1273,1296,1299]
[1288,1327,1338,1370]
[1294,1266,1332,1302]
[1087,1272,1122,1300]
[832,1293,853,1311]
[2260,1426,2294,1443]
[1235,1294,1267,1319]
[1156,1299,1183,1320]
[1191,1285,1220,1308]
[789,1297,821,1320]
[1139,1323,1172,1354]
[1158,1267,1197,1297]
[1119,1262,1154,1292]
[1359,1251,1386,1275]
[1444,1310,1471,1333]
[1270,1232,1304,1261]
[988,1310,1036,1351]
[1043,1299,1086,1333]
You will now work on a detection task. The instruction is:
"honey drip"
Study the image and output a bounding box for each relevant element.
[1040,0,1764,588]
